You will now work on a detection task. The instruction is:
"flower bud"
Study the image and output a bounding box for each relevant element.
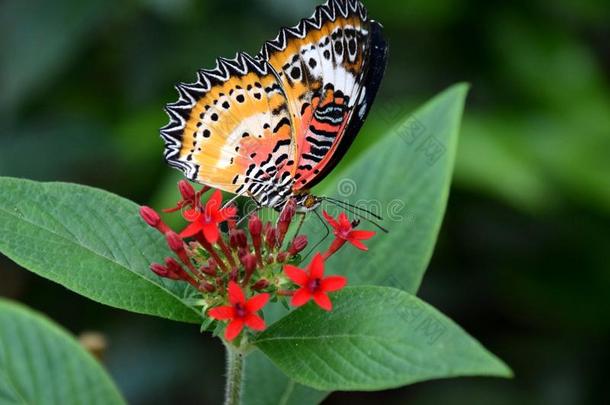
[199,264,216,277]
[279,199,296,224]
[240,253,258,285]
[150,263,169,278]
[276,252,288,263]
[248,214,262,238]
[288,235,308,256]
[201,282,216,293]
[277,199,297,247]
[166,231,185,253]
[265,227,278,250]
[178,180,196,201]
[208,258,218,272]
[165,258,199,288]
[164,258,186,280]
[140,206,171,233]
[240,254,257,275]
[252,279,269,291]
[249,215,264,265]
[229,229,248,250]
[140,206,160,227]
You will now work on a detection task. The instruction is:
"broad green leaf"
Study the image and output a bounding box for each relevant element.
[243,351,328,405]
[0,299,125,405]
[255,286,511,391]
[308,84,469,294]
[244,84,470,404]
[0,177,201,323]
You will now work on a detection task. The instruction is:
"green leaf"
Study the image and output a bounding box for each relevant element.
[243,84,470,404]
[309,83,469,293]
[243,351,328,405]
[0,299,125,404]
[0,177,201,323]
[255,286,511,391]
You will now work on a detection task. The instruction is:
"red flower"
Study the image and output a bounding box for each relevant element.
[208,281,270,341]
[284,253,347,311]
[180,190,237,244]
[323,211,375,253]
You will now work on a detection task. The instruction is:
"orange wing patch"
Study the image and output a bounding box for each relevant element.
[161,53,296,200]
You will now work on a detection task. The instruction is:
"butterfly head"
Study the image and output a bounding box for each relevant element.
[292,193,322,213]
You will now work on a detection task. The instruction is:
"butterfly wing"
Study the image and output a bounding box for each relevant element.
[303,20,388,189]
[259,0,388,191]
[161,52,299,207]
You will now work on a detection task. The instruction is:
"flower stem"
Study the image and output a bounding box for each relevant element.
[224,343,245,405]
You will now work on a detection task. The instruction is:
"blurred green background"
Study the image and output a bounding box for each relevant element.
[1,0,609,404]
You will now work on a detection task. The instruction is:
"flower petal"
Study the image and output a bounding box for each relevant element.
[182,208,200,222]
[322,210,339,229]
[309,253,325,279]
[284,265,309,286]
[245,293,270,312]
[203,222,220,244]
[225,319,244,341]
[179,221,203,238]
[348,238,369,251]
[321,275,347,292]
[338,212,351,228]
[313,292,333,311]
[244,314,266,331]
[205,190,223,217]
[349,230,376,241]
[227,281,245,305]
[208,305,235,320]
[291,288,312,307]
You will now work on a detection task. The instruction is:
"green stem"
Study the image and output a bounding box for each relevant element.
[224,343,245,405]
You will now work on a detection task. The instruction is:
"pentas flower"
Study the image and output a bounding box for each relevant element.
[208,281,269,341]
[323,210,376,258]
[180,189,237,243]
[139,181,380,344]
[284,253,347,311]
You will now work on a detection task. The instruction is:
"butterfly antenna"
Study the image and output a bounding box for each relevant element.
[302,209,330,260]
[322,198,389,234]
[323,196,384,220]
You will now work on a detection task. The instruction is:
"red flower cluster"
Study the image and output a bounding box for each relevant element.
[140,181,376,342]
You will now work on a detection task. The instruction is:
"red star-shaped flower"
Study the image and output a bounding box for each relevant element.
[208,281,270,341]
[284,253,347,311]
[323,211,376,251]
[179,190,237,243]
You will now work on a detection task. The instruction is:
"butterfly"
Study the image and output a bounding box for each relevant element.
[160,0,388,213]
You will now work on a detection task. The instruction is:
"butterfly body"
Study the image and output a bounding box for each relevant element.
[161,0,388,211]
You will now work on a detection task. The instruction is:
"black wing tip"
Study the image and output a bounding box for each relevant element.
[259,0,369,59]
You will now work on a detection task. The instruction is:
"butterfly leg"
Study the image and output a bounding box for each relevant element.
[292,212,307,239]
[301,209,331,260]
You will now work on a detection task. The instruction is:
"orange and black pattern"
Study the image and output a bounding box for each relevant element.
[161,0,387,210]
